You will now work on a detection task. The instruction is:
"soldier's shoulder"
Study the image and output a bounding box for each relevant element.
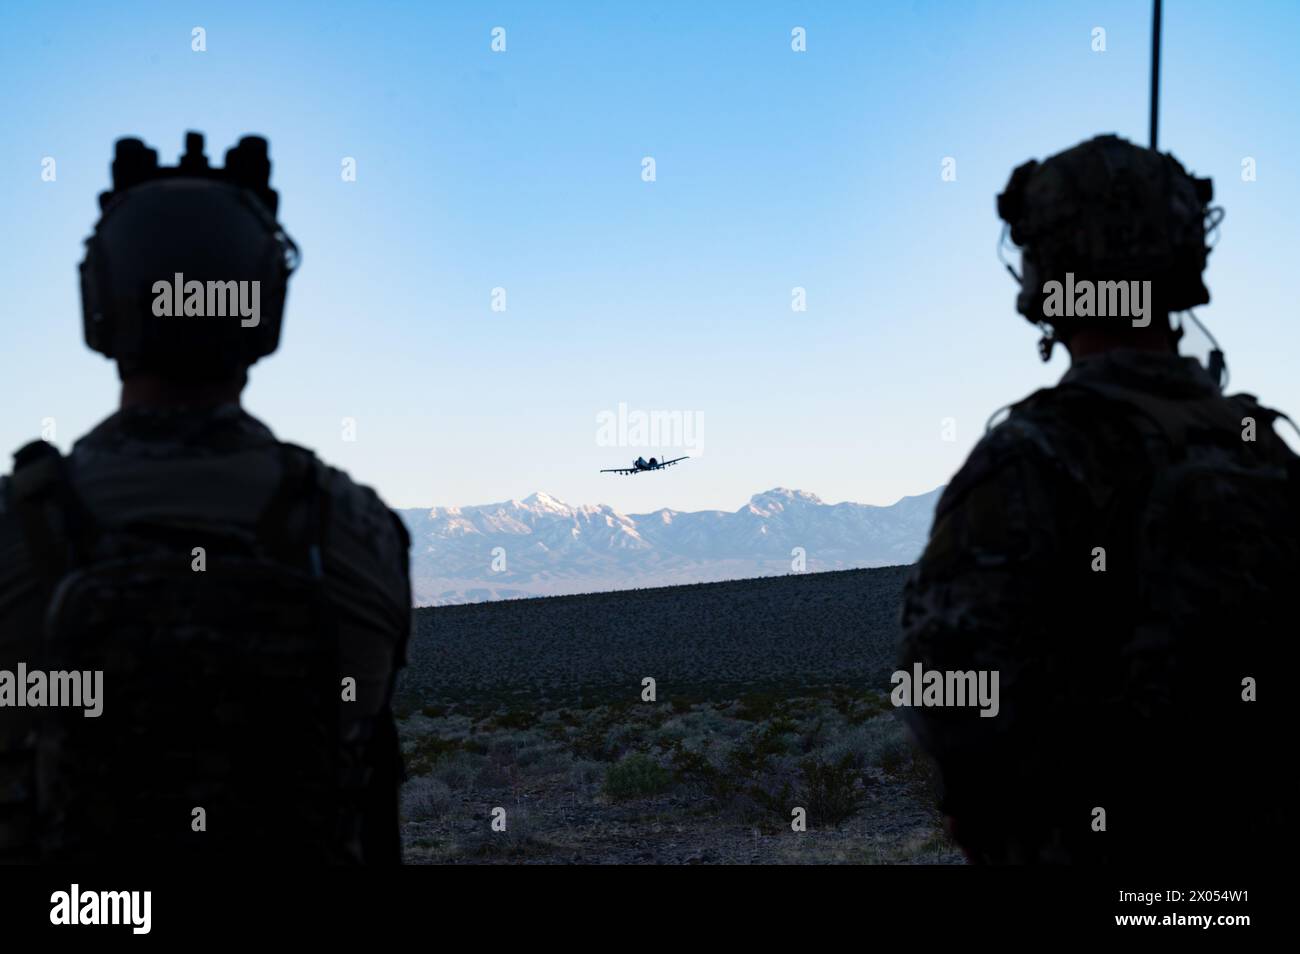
[938,391,1084,519]
[0,473,17,549]
[917,389,1108,576]
[0,468,42,609]
[0,444,58,556]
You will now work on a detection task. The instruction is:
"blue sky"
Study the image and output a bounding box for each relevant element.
[2,1,1297,513]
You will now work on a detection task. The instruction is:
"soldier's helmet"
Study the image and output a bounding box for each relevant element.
[79,132,300,381]
[996,133,1217,347]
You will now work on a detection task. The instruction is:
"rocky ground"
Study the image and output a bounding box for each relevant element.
[395,565,964,864]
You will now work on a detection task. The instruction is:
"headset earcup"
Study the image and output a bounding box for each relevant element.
[79,235,112,358]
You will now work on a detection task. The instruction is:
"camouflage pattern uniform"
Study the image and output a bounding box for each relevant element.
[898,348,1297,864]
[0,403,411,863]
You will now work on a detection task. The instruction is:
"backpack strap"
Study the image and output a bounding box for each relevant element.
[256,443,331,576]
[257,444,382,852]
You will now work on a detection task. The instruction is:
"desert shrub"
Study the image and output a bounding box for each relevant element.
[475,759,515,789]
[572,716,623,762]
[603,721,646,757]
[855,715,912,772]
[604,699,635,720]
[432,751,483,790]
[567,758,605,789]
[669,742,712,781]
[421,704,448,719]
[832,689,886,726]
[726,722,790,778]
[799,717,828,754]
[492,708,539,730]
[543,723,571,743]
[799,754,866,828]
[465,805,544,859]
[526,748,572,776]
[767,714,799,736]
[401,776,452,821]
[875,735,910,774]
[515,742,546,767]
[822,716,908,771]
[488,735,523,763]
[515,740,565,771]
[736,692,785,722]
[746,778,797,831]
[404,733,463,776]
[669,741,733,800]
[652,716,688,749]
[604,753,672,801]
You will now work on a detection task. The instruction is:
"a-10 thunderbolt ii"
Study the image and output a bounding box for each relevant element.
[599,455,689,476]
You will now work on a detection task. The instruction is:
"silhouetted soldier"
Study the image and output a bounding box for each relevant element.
[898,134,1296,864]
[0,133,411,863]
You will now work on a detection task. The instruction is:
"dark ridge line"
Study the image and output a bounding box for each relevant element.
[414,563,917,615]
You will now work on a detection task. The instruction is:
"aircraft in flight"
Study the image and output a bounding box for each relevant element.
[600,455,689,476]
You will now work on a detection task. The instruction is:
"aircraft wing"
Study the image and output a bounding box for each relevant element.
[599,467,638,475]
[660,456,689,467]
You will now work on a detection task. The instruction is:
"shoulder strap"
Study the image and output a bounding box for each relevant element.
[256,442,331,576]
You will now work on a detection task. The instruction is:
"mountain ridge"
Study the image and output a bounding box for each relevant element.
[396,486,943,606]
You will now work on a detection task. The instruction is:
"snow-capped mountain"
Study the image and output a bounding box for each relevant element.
[395,487,943,606]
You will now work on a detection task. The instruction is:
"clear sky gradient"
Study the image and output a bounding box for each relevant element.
[2,1,1297,513]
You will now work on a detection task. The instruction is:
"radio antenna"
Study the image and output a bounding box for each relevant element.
[1150,0,1163,149]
